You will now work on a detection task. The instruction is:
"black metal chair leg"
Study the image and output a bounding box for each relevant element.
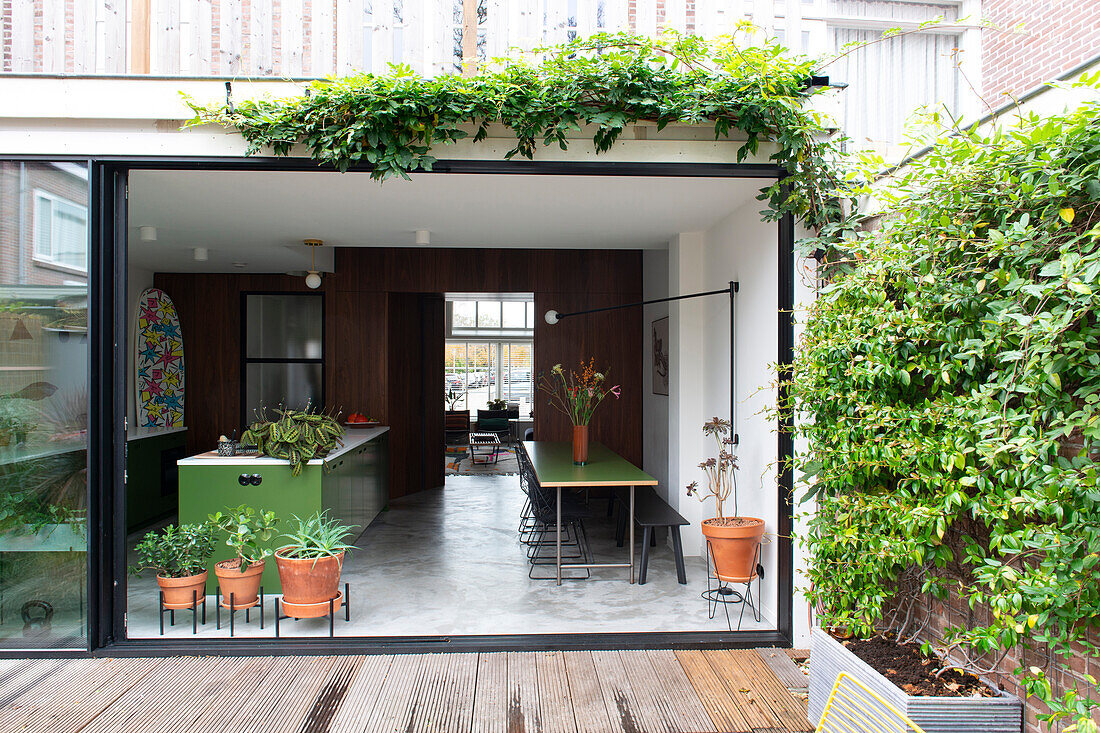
[671,527,687,584]
[615,506,627,547]
[638,526,652,585]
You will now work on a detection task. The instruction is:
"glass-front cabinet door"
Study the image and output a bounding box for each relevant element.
[0,160,89,649]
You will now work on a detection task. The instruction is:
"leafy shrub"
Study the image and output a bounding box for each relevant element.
[794,90,1100,728]
[129,523,216,579]
[208,505,278,570]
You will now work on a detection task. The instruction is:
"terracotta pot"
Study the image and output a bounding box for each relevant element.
[156,571,207,610]
[572,424,589,465]
[274,548,344,605]
[214,558,264,609]
[702,517,765,583]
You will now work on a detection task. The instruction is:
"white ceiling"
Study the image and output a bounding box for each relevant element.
[127,170,768,273]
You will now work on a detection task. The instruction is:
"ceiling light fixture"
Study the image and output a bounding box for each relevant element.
[303,238,324,289]
[193,247,208,262]
[415,229,431,246]
[139,226,157,242]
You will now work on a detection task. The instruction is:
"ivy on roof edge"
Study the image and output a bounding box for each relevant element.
[186,31,856,244]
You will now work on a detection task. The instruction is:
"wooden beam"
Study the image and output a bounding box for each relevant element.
[461,0,478,76]
[131,0,152,73]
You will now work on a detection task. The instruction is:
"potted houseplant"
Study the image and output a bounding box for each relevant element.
[208,505,278,610]
[537,360,621,465]
[686,417,765,582]
[241,407,344,477]
[0,399,36,447]
[274,511,357,611]
[129,522,216,609]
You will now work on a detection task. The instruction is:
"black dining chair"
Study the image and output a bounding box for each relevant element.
[517,446,592,580]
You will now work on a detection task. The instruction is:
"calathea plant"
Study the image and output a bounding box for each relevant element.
[241,407,344,476]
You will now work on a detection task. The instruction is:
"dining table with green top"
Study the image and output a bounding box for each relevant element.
[521,440,659,585]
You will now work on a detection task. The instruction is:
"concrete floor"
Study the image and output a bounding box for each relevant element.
[127,475,771,639]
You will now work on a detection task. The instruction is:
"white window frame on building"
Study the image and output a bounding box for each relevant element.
[33,189,88,272]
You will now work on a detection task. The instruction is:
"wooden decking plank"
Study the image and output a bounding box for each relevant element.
[224,655,331,730]
[0,658,70,709]
[640,650,717,732]
[132,656,252,732]
[674,650,753,733]
[0,658,87,728]
[263,655,346,730]
[176,656,281,733]
[755,648,808,690]
[19,658,160,733]
[703,649,781,729]
[618,650,687,733]
[590,649,648,733]
[737,651,813,731]
[328,654,394,733]
[506,651,542,733]
[301,656,365,733]
[562,651,615,733]
[364,652,425,732]
[534,651,578,733]
[81,656,211,732]
[471,651,508,733]
[412,652,477,733]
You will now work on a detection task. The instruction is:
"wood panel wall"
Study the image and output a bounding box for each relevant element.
[154,247,642,499]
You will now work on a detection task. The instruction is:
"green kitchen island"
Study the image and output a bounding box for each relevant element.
[177,427,388,593]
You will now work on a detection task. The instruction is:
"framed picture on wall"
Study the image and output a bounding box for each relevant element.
[652,316,669,395]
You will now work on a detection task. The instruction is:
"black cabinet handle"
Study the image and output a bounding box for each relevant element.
[249,474,263,486]
[238,473,250,486]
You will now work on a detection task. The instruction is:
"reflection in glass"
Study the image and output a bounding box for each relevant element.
[246,295,322,359]
[0,160,89,649]
[245,363,323,421]
[452,301,475,328]
[476,301,500,328]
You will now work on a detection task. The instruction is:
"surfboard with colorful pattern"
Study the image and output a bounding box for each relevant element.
[135,288,185,428]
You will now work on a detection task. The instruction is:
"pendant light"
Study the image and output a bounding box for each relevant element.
[303,239,323,289]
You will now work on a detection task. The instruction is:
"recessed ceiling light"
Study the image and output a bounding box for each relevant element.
[193,247,208,261]
[139,226,157,242]
[233,262,248,268]
[415,229,431,246]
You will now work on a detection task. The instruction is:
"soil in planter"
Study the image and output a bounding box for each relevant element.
[838,634,997,698]
[703,517,760,528]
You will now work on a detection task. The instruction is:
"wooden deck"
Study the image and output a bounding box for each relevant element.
[0,649,812,732]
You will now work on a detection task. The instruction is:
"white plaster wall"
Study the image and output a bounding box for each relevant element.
[642,249,670,499]
[666,196,786,628]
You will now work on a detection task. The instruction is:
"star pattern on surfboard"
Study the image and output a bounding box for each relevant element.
[135,288,185,428]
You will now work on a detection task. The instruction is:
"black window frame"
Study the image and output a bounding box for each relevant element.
[0,155,796,657]
[239,291,326,429]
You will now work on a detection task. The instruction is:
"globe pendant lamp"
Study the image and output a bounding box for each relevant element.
[304,239,323,289]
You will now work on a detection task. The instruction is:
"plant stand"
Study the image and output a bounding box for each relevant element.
[158,589,206,635]
[275,583,350,638]
[215,585,264,637]
[702,539,762,631]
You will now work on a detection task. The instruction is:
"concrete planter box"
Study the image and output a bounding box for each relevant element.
[809,627,1022,733]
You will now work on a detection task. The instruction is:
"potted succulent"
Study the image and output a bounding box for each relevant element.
[129,522,216,609]
[208,505,278,610]
[686,417,765,582]
[274,511,357,609]
[537,360,621,465]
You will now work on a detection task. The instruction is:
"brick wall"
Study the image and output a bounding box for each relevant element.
[981,0,1100,104]
[905,570,1100,731]
[0,161,90,287]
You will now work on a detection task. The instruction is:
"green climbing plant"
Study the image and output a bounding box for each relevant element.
[187,30,856,244]
[791,83,1100,730]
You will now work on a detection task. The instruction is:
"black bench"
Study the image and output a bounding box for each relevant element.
[610,487,688,585]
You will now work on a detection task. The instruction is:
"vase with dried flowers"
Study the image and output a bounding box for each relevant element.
[538,359,621,465]
[686,417,765,582]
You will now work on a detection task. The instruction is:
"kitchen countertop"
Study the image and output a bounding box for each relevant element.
[176,426,389,467]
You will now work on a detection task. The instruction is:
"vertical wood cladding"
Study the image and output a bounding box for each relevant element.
[154,247,643,498]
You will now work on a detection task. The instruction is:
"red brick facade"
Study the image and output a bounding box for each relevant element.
[0,161,89,286]
[981,0,1100,104]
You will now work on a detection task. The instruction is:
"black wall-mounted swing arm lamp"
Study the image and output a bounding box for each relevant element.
[545,281,740,445]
